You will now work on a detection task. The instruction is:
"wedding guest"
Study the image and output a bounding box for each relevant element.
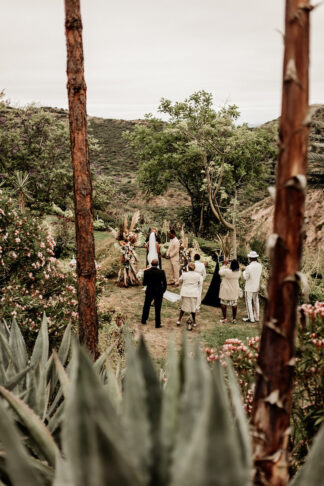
[242,251,262,323]
[177,262,203,330]
[167,229,180,286]
[141,259,167,328]
[219,259,241,324]
[194,254,206,311]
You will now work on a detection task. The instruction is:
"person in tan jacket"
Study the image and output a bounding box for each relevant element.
[167,229,180,285]
[219,259,241,324]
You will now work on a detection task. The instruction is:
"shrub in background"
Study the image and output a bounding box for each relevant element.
[52,215,75,259]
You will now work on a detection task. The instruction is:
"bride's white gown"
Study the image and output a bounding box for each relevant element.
[147,232,159,266]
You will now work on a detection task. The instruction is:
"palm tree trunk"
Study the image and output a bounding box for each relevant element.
[64,0,98,357]
[251,1,311,485]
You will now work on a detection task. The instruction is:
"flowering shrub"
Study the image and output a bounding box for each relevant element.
[205,337,260,414]
[0,190,79,346]
[292,301,324,465]
[205,302,324,467]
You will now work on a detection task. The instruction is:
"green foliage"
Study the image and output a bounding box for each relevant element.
[93,217,107,231]
[0,318,324,485]
[51,216,75,259]
[0,190,78,346]
[125,91,277,233]
[291,303,324,470]
[0,104,99,213]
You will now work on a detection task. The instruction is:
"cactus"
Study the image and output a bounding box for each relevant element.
[0,317,323,485]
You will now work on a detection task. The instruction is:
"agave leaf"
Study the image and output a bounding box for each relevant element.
[62,345,141,486]
[137,337,163,482]
[0,360,7,386]
[48,323,72,396]
[93,340,116,376]
[290,424,324,486]
[0,332,14,371]
[172,340,206,457]
[0,385,59,467]
[5,365,32,391]
[0,319,10,341]
[172,350,249,486]
[30,313,49,369]
[47,385,63,418]
[53,350,70,398]
[122,340,152,482]
[9,318,28,372]
[58,322,72,365]
[0,400,43,486]
[160,337,180,484]
[53,453,74,486]
[226,359,252,473]
[104,360,122,413]
[47,401,64,435]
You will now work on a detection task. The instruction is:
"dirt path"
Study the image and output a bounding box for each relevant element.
[99,247,261,361]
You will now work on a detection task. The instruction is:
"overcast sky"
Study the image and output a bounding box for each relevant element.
[1,0,323,125]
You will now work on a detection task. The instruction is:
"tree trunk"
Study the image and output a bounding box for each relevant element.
[64,0,98,358]
[251,1,310,485]
[198,204,204,235]
[232,189,238,259]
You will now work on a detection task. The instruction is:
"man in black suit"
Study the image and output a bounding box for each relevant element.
[141,259,167,328]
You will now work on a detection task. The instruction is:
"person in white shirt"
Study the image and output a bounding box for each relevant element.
[242,251,262,323]
[193,254,206,311]
[177,263,203,330]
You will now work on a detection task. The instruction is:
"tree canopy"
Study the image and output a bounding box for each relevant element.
[125,91,277,234]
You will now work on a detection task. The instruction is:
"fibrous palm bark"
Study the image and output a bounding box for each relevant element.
[251,1,311,485]
[64,0,98,357]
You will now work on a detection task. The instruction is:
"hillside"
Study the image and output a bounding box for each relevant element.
[240,188,324,250]
[2,103,323,226]
[263,104,324,187]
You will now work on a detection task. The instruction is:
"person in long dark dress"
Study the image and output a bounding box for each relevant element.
[201,259,221,308]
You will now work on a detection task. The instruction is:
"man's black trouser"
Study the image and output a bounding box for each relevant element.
[141,291,163,327]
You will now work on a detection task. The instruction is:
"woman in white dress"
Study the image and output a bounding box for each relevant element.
[147,231,160,267]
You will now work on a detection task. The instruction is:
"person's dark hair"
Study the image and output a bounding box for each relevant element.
[230,259,239,272]
[194,254,200,261]
[188,262,195,271]
[169,229,176,236]
[151,259,159,267]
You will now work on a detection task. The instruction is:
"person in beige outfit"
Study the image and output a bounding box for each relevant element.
[219,259,241,324]
[167,229,180,285]
[177,263,203,330]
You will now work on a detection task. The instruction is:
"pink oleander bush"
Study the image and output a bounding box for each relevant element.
[205,302,324,467]
[0,190,106,348]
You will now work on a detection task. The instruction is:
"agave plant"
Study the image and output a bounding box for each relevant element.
[0,317,323,486]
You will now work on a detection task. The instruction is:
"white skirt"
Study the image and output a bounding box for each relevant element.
[181,296,198,313]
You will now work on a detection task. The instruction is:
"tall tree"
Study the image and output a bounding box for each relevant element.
[125,92,276,236]
[251,1,311,485]
[64,0,98,357]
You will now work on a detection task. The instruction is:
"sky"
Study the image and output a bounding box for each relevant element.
[1,0,324,125]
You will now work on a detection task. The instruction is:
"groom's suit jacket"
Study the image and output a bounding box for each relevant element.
[143,267,167,295]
